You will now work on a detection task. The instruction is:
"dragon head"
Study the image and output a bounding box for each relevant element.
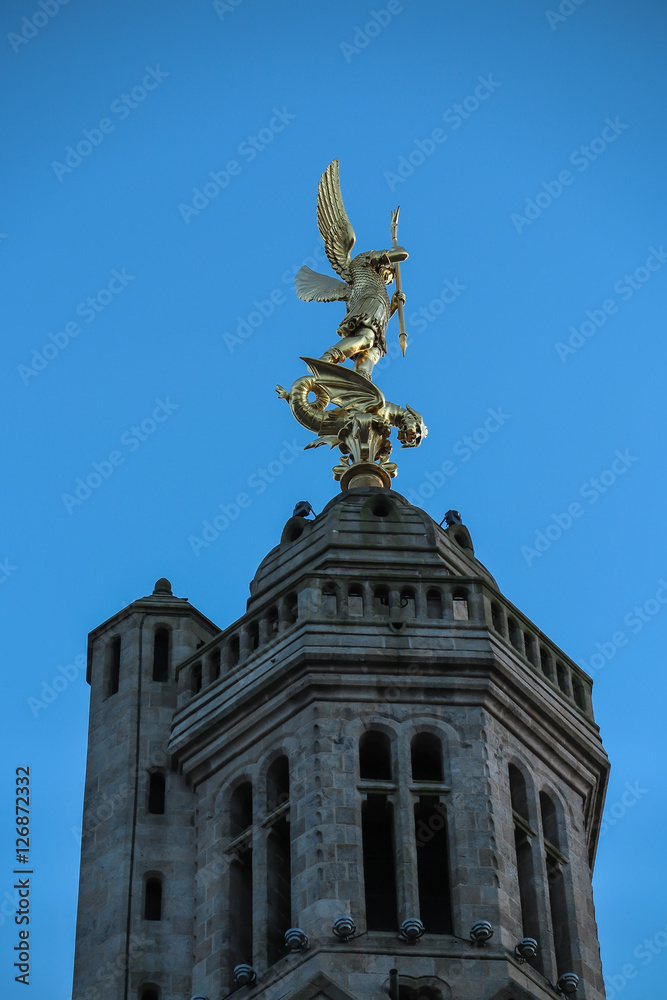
[397,405,428,448]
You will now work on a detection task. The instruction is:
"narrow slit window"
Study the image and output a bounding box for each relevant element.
[209,648,221,681]
[540,792,572,975]
[230,782,253,838]
[229,853,253,967]
[348,585,364,617]
[556,662,570,695]
[540,646,555,681]
[509,766,542,971]
[285,594,298,625]
[106,636,121,698]
[491,602,503,633]
[152,629,169,683]
[228,635,240,668]
[359,731,392,781]
[267,606,279,635]
[267,817,291,964]
[362,794,398,931]
[426,589,443,619]
[572,676,587,712]
[148,773,165,815]
[191,662,202,694]
[524,633,537,666]
[144,877,162,920]
[267,756,289,813]
[374,585,390,615]
[414,797,452,933]
[508,618,522,651]
[249,622,260,651]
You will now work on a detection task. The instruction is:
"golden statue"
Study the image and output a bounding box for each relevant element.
[277,160,427,490]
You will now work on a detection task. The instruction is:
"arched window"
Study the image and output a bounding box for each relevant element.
[359,731,392,780]
[228,635,240,668]
[209,648,221,681]
[362,794,398,930]
[249,622,260,652]
[373,585,390,615]
[556,662,570,695]
[148,773,165,815]
[285,593,298,625]
[508,618,522,652]
[524,632,537,666]
[230,782,253,838]
[348,584,364,617]
[144,877,162,920]
[540,792,572,976]
[105,636,121,698]
[229,782,253,971]
[452,589,469,621]
[321,584,337,616]
[411,733,443,782]
[191,662,202,695]
[540,646,555,682]
[266,756,291,966]
[400,587,416,617]
[139,986,160,1000]
[491,601,504,633]
[267,606,279,636]
[152,629,169,683]
[267,756,289,813]
[426,589,443,619]
[572,675,587,712]
[509,766,541,970]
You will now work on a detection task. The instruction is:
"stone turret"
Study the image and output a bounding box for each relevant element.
[72,490,609,1000]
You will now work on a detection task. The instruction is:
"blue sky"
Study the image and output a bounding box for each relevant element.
[2,0,666,996]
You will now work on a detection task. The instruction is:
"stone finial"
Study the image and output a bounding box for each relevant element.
[153,578,173,596]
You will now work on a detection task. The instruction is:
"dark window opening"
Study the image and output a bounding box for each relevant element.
[191,662,202,695]
[360,731,392,781]
[106,636,121,698]
[540,647,555,681]
[144,878,162,920]
[426,589,442,619]
[540,793,572,975]
[210,648,221,681]
[321,584,337,616]
[509,764,529,820]
[249,622,260,651]
[374,585,390,615]
[508,618,522,651]
[411,733,443,782]
[229,853,253,967]
[572,676,587,712]
[267,756,289,813]
[414,797,452,933]
[348,585,364,616]
[524,632,537,666]
[362,794,397,931]
[285,594,298,625]
[400,588,416,617]
[491,602,503,632]
[267,606,279,636]
[556,662,570,694]
[230,782,253,837]
[228,635,240,667]
[452,590,469,620]
[148,773,165,815]
[140,986,159,1000]
[267,817,291,964]
[152,629,169,683]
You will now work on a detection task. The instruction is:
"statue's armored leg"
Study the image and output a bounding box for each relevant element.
[320,326,374,365]
[354,345,382,380]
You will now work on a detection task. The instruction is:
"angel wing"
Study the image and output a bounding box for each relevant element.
[294,266,348,302]
[317,159,356,281]
[301,357,385,413]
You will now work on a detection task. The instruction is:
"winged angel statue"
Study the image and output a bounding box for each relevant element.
[276,160,427,488]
